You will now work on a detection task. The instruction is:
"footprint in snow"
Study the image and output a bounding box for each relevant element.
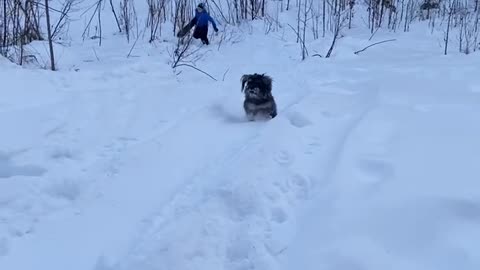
[0,152,46,179]
[441,198,480,222]
[286,111,313,128]
[216,184,262,221]
[289,174,312,200]
[274,150,294,166]
[264,204,296,257]
[0,237,9,256]
[275,173,312,200]
[270,206,288,224]
[44,178,83,202]
[356,157,395,185]
[49,147,78,161]
[225,230,278,270]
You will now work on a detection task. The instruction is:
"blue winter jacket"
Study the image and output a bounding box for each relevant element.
[193,10,217,29]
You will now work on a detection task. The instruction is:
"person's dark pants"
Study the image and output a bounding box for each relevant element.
[193,25,209,45]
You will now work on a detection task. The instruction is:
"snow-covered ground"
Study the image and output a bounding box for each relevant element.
[2,2,480,270]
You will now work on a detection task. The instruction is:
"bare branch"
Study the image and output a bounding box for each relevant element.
[354,39,396,54]
[109,0,121,32]
[175,64,218,81]
[222,68,229,81]
[127,29,143,57]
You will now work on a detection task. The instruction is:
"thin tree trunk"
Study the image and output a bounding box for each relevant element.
[297,0,301,42]
[459,15,464,52]
[302,0,308,59]
[322,0,326,37]
[379,0,385,27]
[261,0,265,16]
[98,0,102,46]
[250,0,254,19]
[21,0,33,65]
[45,0,56,70]
[2,0,8,49]
[445,8,453,55]
[326,11,342,58]
[110,0,122,32]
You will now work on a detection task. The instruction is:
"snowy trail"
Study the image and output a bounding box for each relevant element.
[100,77,382,270]
[0,82,285,270]
[1,30,317,270]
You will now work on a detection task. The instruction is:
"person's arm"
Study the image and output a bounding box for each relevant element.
[208,13,218,31]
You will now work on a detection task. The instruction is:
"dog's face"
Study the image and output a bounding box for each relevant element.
[241,73,273,100]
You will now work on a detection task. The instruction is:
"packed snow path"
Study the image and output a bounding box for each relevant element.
[2,26,480,270]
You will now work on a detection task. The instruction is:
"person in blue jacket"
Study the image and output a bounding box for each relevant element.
[189,3,218,45]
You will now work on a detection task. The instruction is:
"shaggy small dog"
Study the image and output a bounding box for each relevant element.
[241,73,277,121]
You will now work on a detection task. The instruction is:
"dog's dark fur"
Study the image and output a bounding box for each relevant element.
[241,73,277,121]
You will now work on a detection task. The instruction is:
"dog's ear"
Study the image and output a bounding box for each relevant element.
[262,74,273,93]
[241,74,249,92]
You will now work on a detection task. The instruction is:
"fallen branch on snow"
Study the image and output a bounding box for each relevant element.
[354,39,396,55]
[222,68,229,81]
[175,64,218,81]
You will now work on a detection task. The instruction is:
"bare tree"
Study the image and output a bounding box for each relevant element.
[82,0,104,45]
[2,0,6,55]
[474,5,480,52]
[310,0,320,39]
[170,34,217,81]
[171,34,194,68]
[119,0,138,43]
[172,0,193,37]
[45,0,55,70]
[325,9,348,58]
[237,0,263,20]
[403,0,418,32]
[299,0,313,60]
[457,7,479,54]
[110,0,122,32]
[52,0,76,41]
[209,0,230,25]
[444,0,455,55]
[348,0,355,29]
[147,0,167,42]
[322,0,326,37]
[367,0,397,33]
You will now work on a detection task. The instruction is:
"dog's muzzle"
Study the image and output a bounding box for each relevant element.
[247,87,261,97]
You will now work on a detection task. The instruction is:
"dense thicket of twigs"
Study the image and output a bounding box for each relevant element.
[0,0,77,68]
[1,0,479,69]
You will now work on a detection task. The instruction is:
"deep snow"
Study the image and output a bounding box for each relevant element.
[2,2,480,270]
